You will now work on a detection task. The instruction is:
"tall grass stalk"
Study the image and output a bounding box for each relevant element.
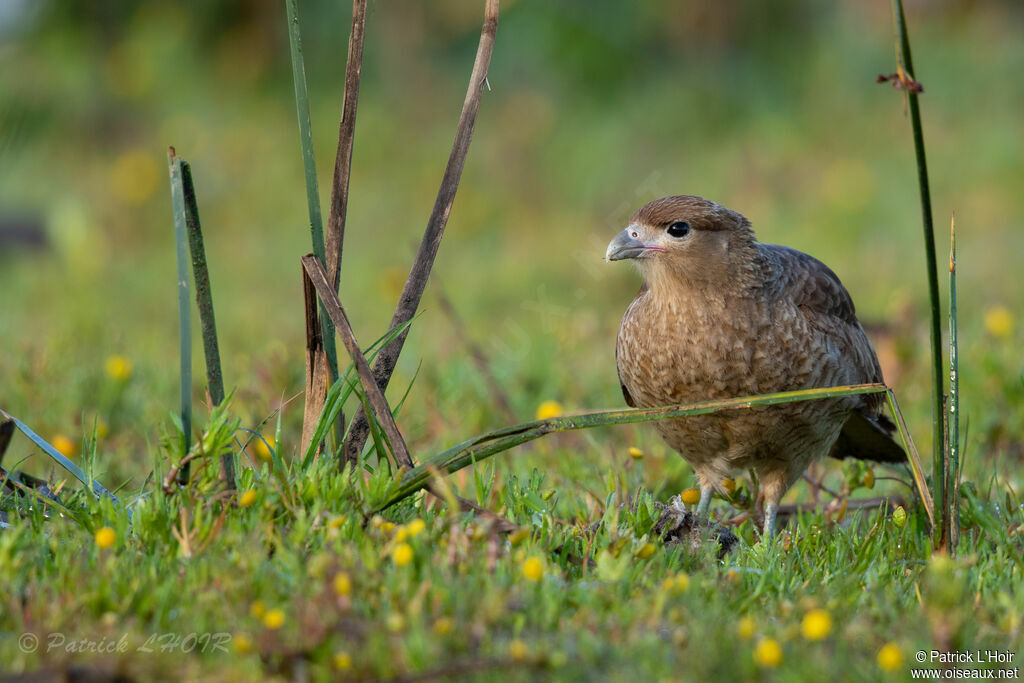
[180,159,235,487]
[947,214,960,553]
[889,0,945,548]
[377,383,892,511]
[168,151,193,483]
[285,0,339,385]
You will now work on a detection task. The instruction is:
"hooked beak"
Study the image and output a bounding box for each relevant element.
[605,228,664,262]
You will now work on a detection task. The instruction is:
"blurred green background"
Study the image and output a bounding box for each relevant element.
[1,0,1021,491]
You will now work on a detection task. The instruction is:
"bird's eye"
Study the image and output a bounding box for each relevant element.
[666,221,691,238]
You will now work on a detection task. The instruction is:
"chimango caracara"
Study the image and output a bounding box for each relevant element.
[607,195,905,537]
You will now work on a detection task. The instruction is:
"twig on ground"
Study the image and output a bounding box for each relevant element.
[344,0,500,464]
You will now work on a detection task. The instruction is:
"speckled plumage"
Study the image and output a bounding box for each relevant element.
[607,196,905,536]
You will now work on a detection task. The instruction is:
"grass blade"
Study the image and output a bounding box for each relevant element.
[948,213,960,552]
[885,390,935,531]
[0,409,118,503]
[180,158,235,488]
[888,0,945,548]
[168,150,192,483]
[284,0,339,383]
[376,383,891,510]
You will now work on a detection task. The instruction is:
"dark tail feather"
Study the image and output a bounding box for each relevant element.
[829,411,907,464]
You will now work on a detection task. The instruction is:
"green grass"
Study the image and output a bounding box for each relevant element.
[1,1,1023,679]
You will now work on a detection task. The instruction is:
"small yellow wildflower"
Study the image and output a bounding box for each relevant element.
[722,478,736,494]
[333,651,352,670]
[521,556,544,582]
[753,638,783,668]
[253,436,274,461]
[877,642,904,671]
[328,516,346,530]
[334,572,352,597]
[94,526,116,549]
[984,306,1013,339]
[52,434,77,458]
[394,525,410,543]
[509,639,529,661]
[634,543,656,559]
[406,518,427,537]
[105,355,133,381]
[628,446,644,459]
[863,467,875,489]
[262,608,285,629]
[250,601,266,618]
[680,488,701,505]
[801,608,833,640]
[674,572,691,592]
[239,490,257,507]
[391,543,414,566]
[380,521,396,534]
[233,633,253,654]
[737,616,755,640]
[535,400,564,420]
[891,506,907,528]
[433,617,454,635]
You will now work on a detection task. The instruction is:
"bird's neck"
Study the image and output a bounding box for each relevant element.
[644,242,769,298]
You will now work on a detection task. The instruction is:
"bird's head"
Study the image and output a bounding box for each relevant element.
[605,195,759,290]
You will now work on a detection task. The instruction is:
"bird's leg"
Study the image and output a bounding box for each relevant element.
[695,486,714,517]
[758,471,787,541]
[762,500,778,539]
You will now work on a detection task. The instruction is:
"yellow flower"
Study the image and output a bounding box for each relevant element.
[380,522,396,534]
[674,572,691,592]
[253,436,274,461]
[634,543,656,559]
[233,633,253,654]
[628,446,644,459]
[239,490,257,507]
[334,572,352,597]
[877,642,904,671]
[394,525,410,543]
[262,608,285,629]
[737,616,755,640]
[328,516,346,530]
[521,556,544,582]
[433,617,453,635]
[406,518,427,537]
[391,543,414,566]
[753,638,783,668]
[680,488,701,505]
[801,608,833,640]
[509,639,529,661]
[984,306,1013,339]
[721,478,736,494]
[105,355,133,381]
[333,651,352,670]
[535,400,564,420]
[52,434,77,458]
[250,601,266,618]
[94,526,116,549]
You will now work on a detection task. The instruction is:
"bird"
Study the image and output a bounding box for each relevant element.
[606,195,905,538]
